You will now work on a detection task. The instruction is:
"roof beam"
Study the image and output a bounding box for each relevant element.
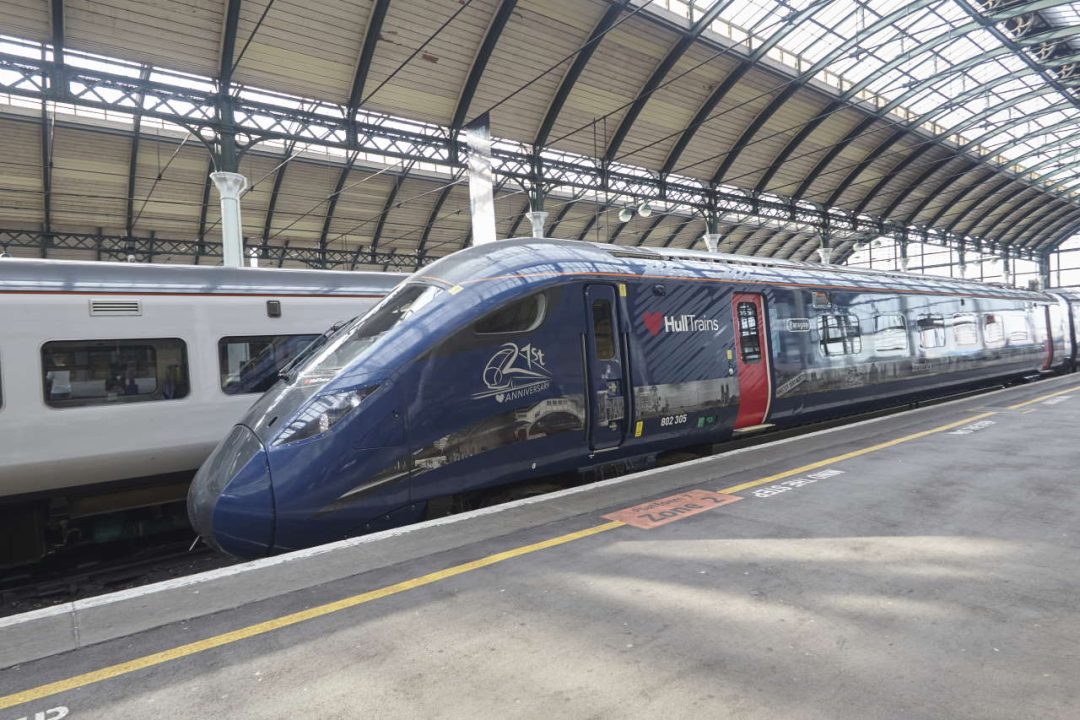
[1014,24,1080,47]
[351,161,412,270]
[945,178,1015,236]
[662,217,696,248]
[603,0,733,162]
[506,200,532,238]
[416,173,464,269]
[633,213,667,247]
[711,0,944,187]
[659,0,830,175]
[534,0,627,148]
[319,152,358,260]
[194,160,214,265]
[1020,206,1080,253]
[1012,201,1078,250]
[220,0,242,84]
[451,0,517,132]
[576,214,598,242]
[547,199,580,236]
[259,142,294,258]
[347,0,391,112]
[986,0,1076,21]
[989,193,1062,246]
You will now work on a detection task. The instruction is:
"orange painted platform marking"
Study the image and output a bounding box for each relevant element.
[602,490,742,529]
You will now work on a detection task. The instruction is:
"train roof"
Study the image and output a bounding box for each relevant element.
[0,257,405,297]
[416,237,1052,303]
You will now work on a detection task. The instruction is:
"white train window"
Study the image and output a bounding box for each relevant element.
[952,314,979,346]
[873,314,908,353]
[916,314,945,349]
[219,335,318,395]
[983,314,1004,346]
[817,314,861,356]
[42,339,188,408]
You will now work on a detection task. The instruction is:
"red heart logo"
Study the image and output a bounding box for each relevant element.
[642,311,663,336]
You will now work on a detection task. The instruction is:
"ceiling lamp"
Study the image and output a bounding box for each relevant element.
[618,207,634,222]
[637,201,653,218]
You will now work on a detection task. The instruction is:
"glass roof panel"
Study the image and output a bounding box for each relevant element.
[661,0,1080,203]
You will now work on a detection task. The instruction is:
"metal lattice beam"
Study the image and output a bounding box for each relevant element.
[451,0,517,133]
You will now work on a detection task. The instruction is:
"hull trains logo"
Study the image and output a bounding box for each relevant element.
[474,342,551,403]
[642,311,720,336]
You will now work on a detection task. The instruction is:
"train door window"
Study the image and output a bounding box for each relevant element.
[591,299,616,360]
[873,314,908,353]
[737,302,761,362]
[219,334,319,395]
[983,313,1004,345]
[916,314,945,349]
[817,314,861,356]
[42,338,189,408]
[952,313,979,346]
[474,292,547,334]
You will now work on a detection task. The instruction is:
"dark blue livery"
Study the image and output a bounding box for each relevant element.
[188,238,1079,557]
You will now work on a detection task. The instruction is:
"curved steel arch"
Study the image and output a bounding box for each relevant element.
[534,1,628,148]
[416,170,466,269]
[943,178,1016,235]
[903,111,1080,226]
[777,231,811,260]
[259,142,295,258]
[1013,202,1080,251]
[351,160,413,270]
[663,217,699,248]
[450,0,517,132]
[754,29,1009,196]
[576,214,599,242]
[972,188,1047,243]
[995,198,1070,250]
[347,0,391,112]
[1018,209,1080,257]
[506,200,532,238]
[547,198,582,236]
[712,4,991,188]
[829,86,1067,215]
[658,0,836,176]
[901,133,1080,224]
[633,213,667,246]
[602,0,734,162]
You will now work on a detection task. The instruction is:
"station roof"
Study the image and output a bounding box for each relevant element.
[2,0,1080,268]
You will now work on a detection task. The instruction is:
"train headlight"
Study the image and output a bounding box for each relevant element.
[273,386,379,446]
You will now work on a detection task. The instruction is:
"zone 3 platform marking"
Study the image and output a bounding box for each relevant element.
[1,382,1075,712]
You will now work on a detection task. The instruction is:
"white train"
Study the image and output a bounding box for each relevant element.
[0,258,402,564]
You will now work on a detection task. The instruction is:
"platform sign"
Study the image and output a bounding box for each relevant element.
[603,490,742,529]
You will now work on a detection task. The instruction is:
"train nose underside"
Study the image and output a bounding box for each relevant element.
[187,424,276,557]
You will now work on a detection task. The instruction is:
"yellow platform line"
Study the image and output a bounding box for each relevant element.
[0,521,624,711]
[1,384,1058,710]
[1006,383,1079,410]
[717,411,997,496]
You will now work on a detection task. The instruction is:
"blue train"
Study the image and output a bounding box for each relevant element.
[188,238,1080,557]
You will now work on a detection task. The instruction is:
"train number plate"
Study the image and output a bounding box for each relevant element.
[603,490,742,529]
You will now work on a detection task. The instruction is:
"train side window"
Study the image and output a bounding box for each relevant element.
[983,313,1004,345]
[474,293,547,335]
[42,338,189,408]
[916,314,945,349]
[736,302,761,362]
[219,335,319,395]
[1004,312,1029,342]
[817,314,861,356]
[952,313,979,346]
[591,299,616,360]
[873,314,908,353]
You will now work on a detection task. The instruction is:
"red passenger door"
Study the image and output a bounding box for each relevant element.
[732,293,771,429]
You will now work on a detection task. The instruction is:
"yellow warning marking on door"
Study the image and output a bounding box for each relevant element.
[618,283,627,297]
[634,420,643,437]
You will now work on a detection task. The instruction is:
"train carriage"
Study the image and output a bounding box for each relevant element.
[0,258,402,564]
[189,238,1080,558]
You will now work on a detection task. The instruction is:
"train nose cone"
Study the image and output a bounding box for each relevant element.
[187,424,275,558]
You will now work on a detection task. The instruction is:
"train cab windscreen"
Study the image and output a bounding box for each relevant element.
[294,283,443,386]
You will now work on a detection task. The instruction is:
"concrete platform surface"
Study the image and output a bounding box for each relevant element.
[2,376,1079,719]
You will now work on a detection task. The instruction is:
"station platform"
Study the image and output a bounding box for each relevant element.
[2,375,1079,719]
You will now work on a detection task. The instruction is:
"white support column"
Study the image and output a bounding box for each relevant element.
[211,171,248,267]
[525,210,548,238]
[465,116,497,246]
[702,233,721,252]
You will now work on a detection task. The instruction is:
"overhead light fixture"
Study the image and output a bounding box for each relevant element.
[637,201,653,218]
[618,207,634,222]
